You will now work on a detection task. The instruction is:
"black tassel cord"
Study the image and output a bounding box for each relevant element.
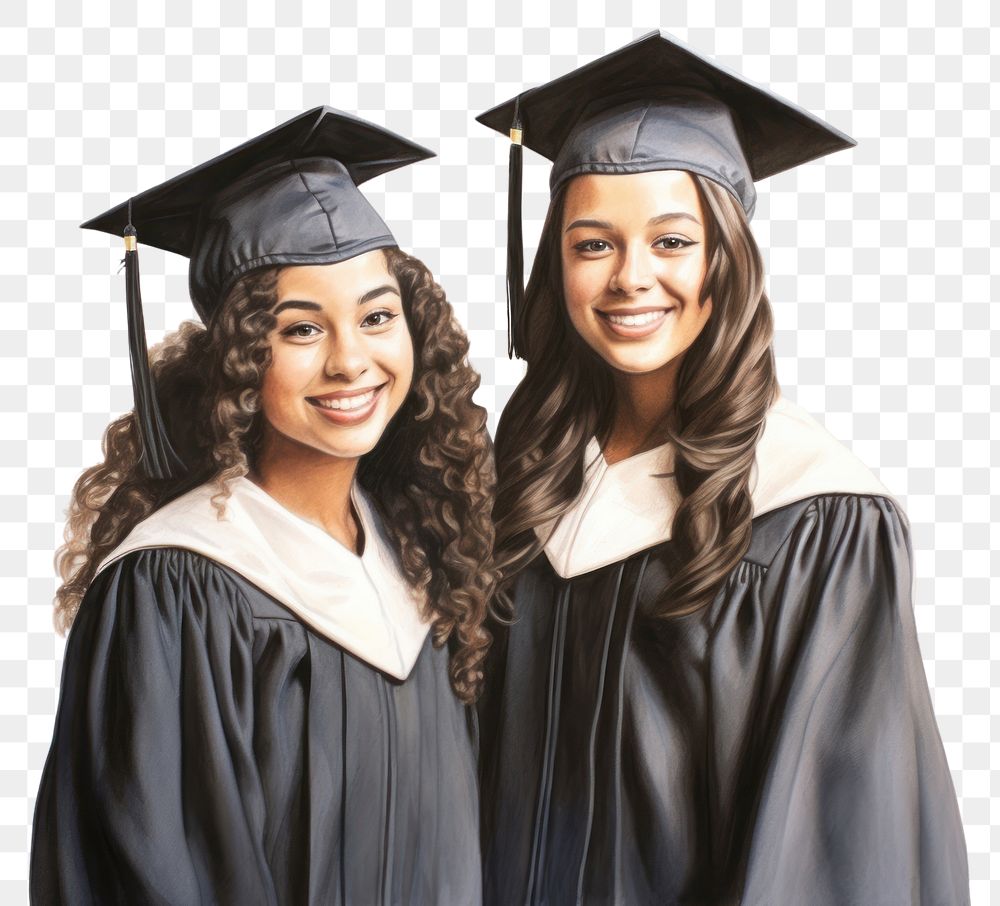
[506,98,525,360]
[122,203,187,480]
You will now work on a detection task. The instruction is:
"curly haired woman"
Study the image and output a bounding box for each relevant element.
[476,33,968,906]
[31,109,495,905]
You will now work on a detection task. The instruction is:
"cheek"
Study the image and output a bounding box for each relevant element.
[260,347,318,410]
[669,255,708,303]
[679,297,713,344]
[259,370,288,425]
[378,329,415,394]
[562,257,603,321]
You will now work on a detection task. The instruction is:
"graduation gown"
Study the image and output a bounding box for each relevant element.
[31,478,481,906]
[479,398,968,906]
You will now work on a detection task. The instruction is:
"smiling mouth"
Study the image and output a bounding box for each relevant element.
[596,307,675,337]
[309,389,378,412]
[307,383,386,414]
[599,309,669,327]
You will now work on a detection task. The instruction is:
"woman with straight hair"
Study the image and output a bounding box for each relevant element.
[31,108,494,905]
[476,32,968,906]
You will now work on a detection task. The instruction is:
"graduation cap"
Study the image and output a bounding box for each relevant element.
[476,30,856,358]
[83,106,434,481]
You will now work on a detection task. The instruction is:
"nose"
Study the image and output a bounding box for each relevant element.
[610,243,654,296]
[323,329,369,383]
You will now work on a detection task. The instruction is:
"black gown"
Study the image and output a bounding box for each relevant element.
[480,491,969,905]
[31,480,481,906]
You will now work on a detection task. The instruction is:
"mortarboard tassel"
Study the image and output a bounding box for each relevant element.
[122,201,187,480]
[506,98,525,359]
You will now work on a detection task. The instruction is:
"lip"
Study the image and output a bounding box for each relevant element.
[596,306,675,339]
[308,384,385,401]
[307,383,387,426]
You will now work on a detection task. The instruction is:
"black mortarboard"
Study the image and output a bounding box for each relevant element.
[476,30,856,358]
[83,106,433,480]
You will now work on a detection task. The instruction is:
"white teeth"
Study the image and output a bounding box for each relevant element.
[313,388,377,411]
[604,310,667,327]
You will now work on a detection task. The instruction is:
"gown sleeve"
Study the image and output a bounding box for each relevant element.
[30,548,278,906]
[740,495,969,906]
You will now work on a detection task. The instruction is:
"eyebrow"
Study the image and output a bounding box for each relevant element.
[272,299,321,315]
[648,212,701,227]
[564,218,613,232]
[357,284,400,306]
[564,212,701,232]
[272,285,400,315]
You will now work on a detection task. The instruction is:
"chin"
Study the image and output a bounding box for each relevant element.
[313,423,391,460]
[594,344,680,376]
[264,416,390,464]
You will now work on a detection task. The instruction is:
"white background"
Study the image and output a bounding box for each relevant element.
[1,0,996,902]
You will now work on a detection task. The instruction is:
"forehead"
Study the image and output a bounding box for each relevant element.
[562,170,704,223]
[275,249,396,301]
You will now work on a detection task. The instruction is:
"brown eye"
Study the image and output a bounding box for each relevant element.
[282,323,321,338]
[361,310,397,329]
[574,239,611,253]
[654,235,695,250]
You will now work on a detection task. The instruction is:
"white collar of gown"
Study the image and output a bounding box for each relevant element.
[98,477,430,680]
[540,396,893,579]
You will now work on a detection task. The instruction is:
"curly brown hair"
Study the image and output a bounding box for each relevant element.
[493,173,779,618]
[55,248,496,702]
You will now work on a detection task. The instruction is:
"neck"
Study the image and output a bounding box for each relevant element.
[249,426,361,553]
[603,356,681,465]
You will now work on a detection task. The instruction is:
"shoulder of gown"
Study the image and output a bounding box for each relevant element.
[30,546,281,906]
[742,488,908,568]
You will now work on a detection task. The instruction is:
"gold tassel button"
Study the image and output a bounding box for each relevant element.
[509,127,523,145]
[124,234,137,251]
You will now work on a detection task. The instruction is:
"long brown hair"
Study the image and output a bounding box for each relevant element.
[55,248,496,702]
[493,173,779,618]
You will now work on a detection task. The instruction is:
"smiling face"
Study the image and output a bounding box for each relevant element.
[259,250,414,462]
[561,169,713,377]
